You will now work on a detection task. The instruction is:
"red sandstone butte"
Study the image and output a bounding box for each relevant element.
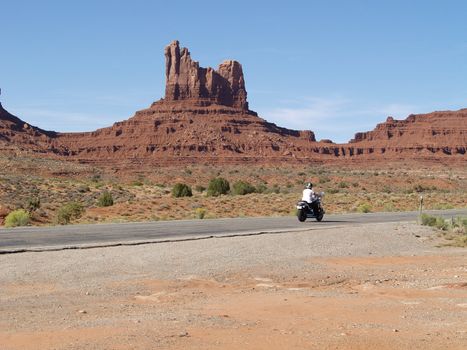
[0,40,465,166]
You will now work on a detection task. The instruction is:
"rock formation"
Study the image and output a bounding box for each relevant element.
[0,102,55,153]
[348,111,466,157]
[0,40,465,167]
[164,40,248,110]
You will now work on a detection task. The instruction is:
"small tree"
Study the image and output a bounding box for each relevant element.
[172,183,193,198]
[56,202,84,225]
[207,177,230,197]
[4,209,30,228]
[97,191,114,207]
[232,181,256,195]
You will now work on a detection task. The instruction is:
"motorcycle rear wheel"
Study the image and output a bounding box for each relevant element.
[297,209,307,222]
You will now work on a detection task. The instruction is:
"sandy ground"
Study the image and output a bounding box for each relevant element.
[0,222,466,349]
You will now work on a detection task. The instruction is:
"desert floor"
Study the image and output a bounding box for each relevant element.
[1,221,466,349]
[1,158,465,226]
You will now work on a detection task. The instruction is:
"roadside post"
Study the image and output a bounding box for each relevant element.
[418,195,424,223]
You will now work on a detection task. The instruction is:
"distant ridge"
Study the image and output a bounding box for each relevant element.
[0,41,465,166]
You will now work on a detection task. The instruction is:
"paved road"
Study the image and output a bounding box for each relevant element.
[0,209,465,253]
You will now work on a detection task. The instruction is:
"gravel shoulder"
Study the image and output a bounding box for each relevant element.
[0,222,466,349]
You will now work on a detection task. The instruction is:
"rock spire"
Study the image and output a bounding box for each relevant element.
[164,40,248,110]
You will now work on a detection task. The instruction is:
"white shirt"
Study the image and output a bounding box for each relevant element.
[302,188,315,203]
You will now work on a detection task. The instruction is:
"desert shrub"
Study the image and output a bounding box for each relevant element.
[327,188,339,194]
[357,203,372,213]
[207,177,230,197]
[97,191,114,207]
[131,180,144,186]
[382,185,392,193]
[434,217,448,231]
[421,215,467,246]
[453,217,467,232]
[255,183,268,193]
[195,207,207,219]
[195,185,206,193]
[56,202,84,225]
[338,181,349,189]
[25,197,41,212]
[172,183,193,198]
[319,176,330,184]
[420,213,437,226]
[413,184,432,193]
[91,174,101,183]
[269,184,281,194]
[4,209,30,228]
[383,203,396,212]
[232,181,256,195]
[77,185,90,193]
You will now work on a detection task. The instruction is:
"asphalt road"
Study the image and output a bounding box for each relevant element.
[0,209,465,253]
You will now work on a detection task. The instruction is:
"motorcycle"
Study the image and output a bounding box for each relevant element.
[296,192,325,222]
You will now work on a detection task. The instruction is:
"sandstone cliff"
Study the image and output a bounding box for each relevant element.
[164,40,248,110]
[348,111,466,157]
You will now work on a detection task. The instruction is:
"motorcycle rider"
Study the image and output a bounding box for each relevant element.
[302,182,318,215]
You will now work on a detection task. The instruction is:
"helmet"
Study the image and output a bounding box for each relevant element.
[305,182,313,189]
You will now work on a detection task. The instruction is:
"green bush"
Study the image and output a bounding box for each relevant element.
[420,213,437,226]
[195,208,207,219]
[25,197,41,212]
[232,181,256,195]
[172,183,193,198]
[357,203,372,213]
[5,209,30,228]
[56,202,84,225]
[207,177,230,196]
[97,191,114,207]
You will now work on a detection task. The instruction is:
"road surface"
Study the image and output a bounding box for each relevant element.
[0,209,465,253]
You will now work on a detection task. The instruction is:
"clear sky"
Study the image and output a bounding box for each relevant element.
[2,0,466,142]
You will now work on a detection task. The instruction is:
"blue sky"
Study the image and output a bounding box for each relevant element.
[1,0,466,142]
